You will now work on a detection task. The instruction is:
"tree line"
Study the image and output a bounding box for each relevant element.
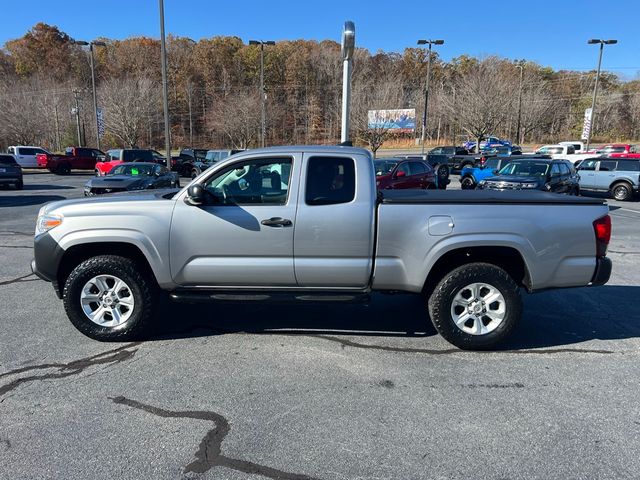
[1,23,639,154]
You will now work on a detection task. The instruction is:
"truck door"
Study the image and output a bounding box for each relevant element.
[169,154,299,286]
[293,154,375,288]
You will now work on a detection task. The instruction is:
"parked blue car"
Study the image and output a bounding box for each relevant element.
[577,157,640,201]
[459,157,510,189]
[463,136,512,152]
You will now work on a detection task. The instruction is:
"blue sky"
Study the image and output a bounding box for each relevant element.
[2,0,639,77]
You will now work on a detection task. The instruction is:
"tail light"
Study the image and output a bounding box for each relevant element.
[171,158,177,166]
[593,215,611,257]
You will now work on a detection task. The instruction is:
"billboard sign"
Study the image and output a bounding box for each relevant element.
[367,109,416,132]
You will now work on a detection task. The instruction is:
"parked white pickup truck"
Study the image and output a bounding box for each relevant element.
[32,146,613,350]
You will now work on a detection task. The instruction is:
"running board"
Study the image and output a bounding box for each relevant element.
[169,290,370,304]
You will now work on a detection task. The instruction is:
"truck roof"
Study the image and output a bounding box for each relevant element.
[235,145,372,157]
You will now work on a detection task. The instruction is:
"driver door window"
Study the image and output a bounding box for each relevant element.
[204,158,292,205]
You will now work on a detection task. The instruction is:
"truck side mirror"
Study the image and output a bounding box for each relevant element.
[396,170,406,178]
[186,184,205,206]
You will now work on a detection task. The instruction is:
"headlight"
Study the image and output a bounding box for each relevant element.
[478,180,486,186]
[35,213,63,236]
[520,183,538,189]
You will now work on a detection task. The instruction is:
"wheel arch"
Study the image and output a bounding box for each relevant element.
[57,241,159,293]
[422,245,531,297]
[609,178,634,190]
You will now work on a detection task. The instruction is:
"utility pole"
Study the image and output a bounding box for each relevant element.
[585,39,617,151]
[249,40,275,147]
[159,0,171,168]
[515,63,524,145]
[72,89,82,146]
[417,39,444,154]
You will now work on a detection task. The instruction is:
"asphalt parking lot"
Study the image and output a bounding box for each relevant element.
[1,169,640,480]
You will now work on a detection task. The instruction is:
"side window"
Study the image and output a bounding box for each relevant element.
[205,158,292,205]
[19,148,35,156]
[408,162,427,175]
[396,162,411,176]
[559,163,571,176]
[567,146,575,154]
[306,156,355,206]
[431,147,442,155]
[578,159,597,171]
[617,161,639,172]
[599,160,617,172]
[551,163,561,176]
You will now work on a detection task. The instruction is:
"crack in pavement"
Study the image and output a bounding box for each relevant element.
[0,245,32,249]
[0,231,32,237]
[305,334,615,355]
[110,396,322,479]
[0,273,38,286]
[0,343,141,400]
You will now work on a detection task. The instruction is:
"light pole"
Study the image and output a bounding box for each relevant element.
[417,39,444,154]
[159,0,171,168]
[249,40,275,148]
[340,21,355,144]
[515,62,524,145]
[585,39,617,151]
[71,89,82,146]
[73,40,107,149]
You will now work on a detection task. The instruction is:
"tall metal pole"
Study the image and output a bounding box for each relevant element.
[586,43,604,152]
[340,22,355,144]
[73,89,82,146]
[260,43,265,148]
[159,0,171,167]
[420,43,433,154]
[88,44,101,150]
[515,64,524,145]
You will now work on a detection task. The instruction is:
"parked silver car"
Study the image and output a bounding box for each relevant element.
[577,157,640,201]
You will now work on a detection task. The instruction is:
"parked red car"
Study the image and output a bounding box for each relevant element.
[374,158,437,190]
[37,147,104,175]
[592,144,638,155]
[609,152,640,159]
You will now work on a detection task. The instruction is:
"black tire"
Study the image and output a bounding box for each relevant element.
[428,262,522,350]
[190,169,199,180]
[57,163,71,175]
[611,182,632,201]
[63,255,158,341]
[436,164,449,189]
[460,176,476,190]
[15,179,24,190]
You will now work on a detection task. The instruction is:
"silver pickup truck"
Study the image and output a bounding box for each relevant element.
[31,146,612,350]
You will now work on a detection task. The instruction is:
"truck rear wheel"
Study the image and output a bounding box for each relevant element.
[428,263,522,350]
[56,163,71,175]
[62,255,157,341]
[460,176,476,190]
[611,182,632,201]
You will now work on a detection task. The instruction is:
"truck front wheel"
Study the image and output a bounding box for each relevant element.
[428,263,521,350]
[62,255,157,341]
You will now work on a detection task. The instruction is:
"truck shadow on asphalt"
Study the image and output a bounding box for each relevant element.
[151,285,640,352]
[0,195,67,208]
[21,184,75,191]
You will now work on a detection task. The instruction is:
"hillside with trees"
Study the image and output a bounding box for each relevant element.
[1,23,638,152]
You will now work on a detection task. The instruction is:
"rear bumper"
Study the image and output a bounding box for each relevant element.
[0,177,21,184]
[590,257,612,286]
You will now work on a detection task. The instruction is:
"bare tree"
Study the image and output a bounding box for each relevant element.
[208,89,261,149]
[442,58,513,152]
[99,77,158,147]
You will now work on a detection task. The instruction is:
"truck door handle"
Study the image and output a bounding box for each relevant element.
[261,217,292,227]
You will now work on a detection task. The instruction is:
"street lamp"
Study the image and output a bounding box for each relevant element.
[159,0,171,168]
[73,40,107,150]
[249,40,276,148]
[417,39,444,154]
[585,39,617,151]
[515,62,524,145]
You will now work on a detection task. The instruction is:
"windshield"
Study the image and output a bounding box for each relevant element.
[499,162,549,176]
[109,164,155,176]
[483,158,500,170]
[374,160,398,176]
[537,146,563,154]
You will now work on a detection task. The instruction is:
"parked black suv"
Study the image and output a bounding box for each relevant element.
[0,154,23,190]
[477,158,579,194]
[172,149,209,177]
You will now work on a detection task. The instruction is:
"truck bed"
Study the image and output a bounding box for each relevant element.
[380,189,606,205]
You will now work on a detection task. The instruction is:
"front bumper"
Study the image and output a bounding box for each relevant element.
[590,257,612,286]
[31,232,65,298]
